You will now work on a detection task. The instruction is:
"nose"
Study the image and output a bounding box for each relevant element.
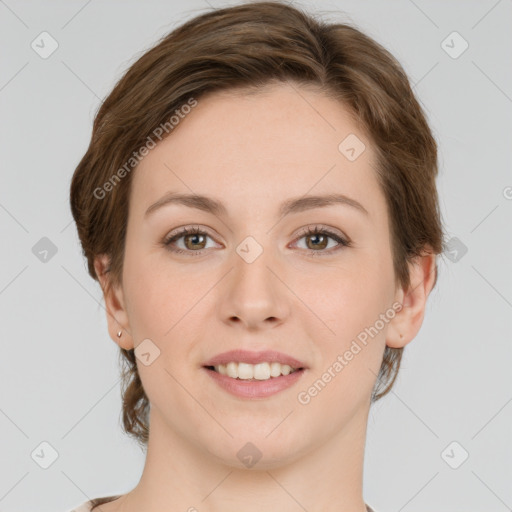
[218,244,291,331]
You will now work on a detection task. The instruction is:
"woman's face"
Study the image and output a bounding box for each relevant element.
[109,82,407,466]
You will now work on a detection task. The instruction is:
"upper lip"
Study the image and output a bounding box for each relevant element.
[202,350,308,369]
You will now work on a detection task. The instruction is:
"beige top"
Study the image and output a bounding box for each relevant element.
[70,500,377,512]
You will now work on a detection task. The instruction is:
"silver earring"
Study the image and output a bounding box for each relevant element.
[117,330,122,338]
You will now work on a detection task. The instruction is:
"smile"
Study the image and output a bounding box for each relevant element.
[202,365,306,399]
[208,361,301,380]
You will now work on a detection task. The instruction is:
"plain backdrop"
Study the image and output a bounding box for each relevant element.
[0,1,511,511]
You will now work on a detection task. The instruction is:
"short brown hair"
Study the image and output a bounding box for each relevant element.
[70,0,445,457]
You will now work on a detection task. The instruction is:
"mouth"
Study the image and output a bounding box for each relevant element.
[203,362,305,381]
[201,349,308,398]
[202,364,307,399]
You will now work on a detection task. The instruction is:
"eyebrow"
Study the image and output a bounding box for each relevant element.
[144,191,369,218]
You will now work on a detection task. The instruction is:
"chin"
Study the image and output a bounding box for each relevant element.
[202,429,308,470]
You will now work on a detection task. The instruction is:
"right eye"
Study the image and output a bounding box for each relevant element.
[163,226,218,255]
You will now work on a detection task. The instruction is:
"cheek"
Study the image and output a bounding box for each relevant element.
[297,256,393,339]
[123,243,209,338]
[294,269,390,416]
[294,255,393,400]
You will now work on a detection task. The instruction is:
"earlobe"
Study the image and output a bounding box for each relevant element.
[94,254,134,350]
[386,251,437,349]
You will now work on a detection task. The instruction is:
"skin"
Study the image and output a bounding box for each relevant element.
[94,81,436,512]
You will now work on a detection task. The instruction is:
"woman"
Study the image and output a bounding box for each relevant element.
[68,1,445,511]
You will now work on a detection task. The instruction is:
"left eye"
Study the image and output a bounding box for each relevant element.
[291,226,350,256]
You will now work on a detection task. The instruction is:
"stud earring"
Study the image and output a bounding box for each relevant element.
[117,330,122,338]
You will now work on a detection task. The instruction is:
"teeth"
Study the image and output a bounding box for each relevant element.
[213,361,299,380]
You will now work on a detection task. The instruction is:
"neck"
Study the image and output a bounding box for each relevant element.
[119,405,370,512]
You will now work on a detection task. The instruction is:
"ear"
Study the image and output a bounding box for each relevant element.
[386,249,437,349]
[94,254,134,350]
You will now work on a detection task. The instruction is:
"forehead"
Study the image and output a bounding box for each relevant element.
[131,82,383,220]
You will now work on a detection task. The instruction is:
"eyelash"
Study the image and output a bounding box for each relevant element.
[162,225,351,257]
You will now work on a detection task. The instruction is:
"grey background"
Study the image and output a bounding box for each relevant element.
[1,1,511,511]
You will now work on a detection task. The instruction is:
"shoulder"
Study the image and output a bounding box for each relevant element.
[68,495,123,512]
[67,501,92,512]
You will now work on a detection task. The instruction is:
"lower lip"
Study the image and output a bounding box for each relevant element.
[202,367,306,399]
